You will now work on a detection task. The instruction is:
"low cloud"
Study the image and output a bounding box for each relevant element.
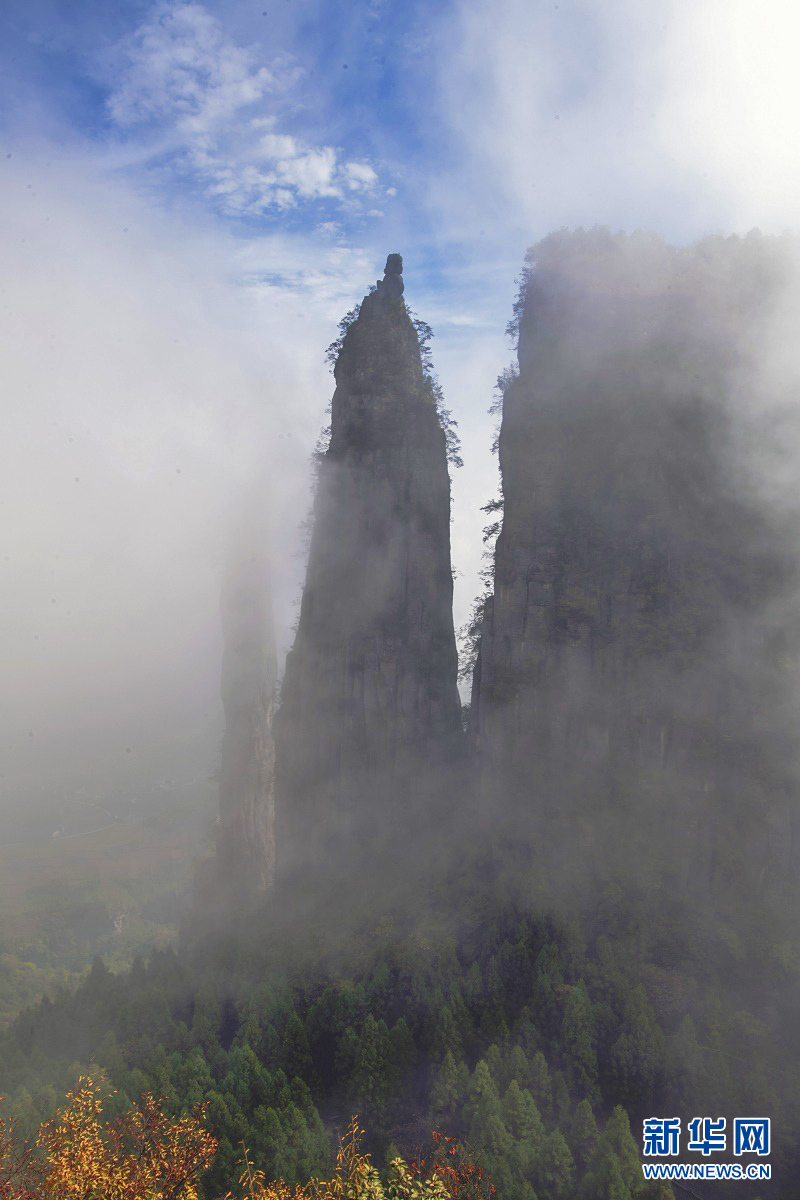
[0,146,378,801]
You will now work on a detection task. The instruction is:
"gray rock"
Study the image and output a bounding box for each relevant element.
[471,228,800,903]
[275,261,461,875]
[380,271,404,298]
[215,494,277,899]
[375,253,404,298]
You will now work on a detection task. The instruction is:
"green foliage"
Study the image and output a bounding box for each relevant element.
[325,304,362,370]
[408,311,463,469]
[3,874,799,1196]
[569,1100,598,1176]
[561,984,598,1102]
[505,252,535,347]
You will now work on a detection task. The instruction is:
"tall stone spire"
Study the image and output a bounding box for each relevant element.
[215,490,277,899]
[471,228,799,904]
[275,256,462,876]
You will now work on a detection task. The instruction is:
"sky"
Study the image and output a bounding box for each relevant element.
[3,0,800,798]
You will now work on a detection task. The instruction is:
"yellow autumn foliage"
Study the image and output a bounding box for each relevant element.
[1,1074,216,1200]
[225,1121,451,1200]
[2,1080,486,1200]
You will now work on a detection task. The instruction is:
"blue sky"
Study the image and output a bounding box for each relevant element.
[4,1,458,247]
[11,0,798,290]
[6,0,800,351]
[3,0,800,786]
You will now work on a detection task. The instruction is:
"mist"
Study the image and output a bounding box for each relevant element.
[5,0,800,813]
[3,2,800,1197]
[0,150,366,812]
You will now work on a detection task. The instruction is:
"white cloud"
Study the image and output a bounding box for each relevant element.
[258,132,299,160]
[277,147,338,198]
[109,3,273,131]
[344,161,379,191]
[436,0,800,243]
[106,2,380,214]
[655,1,800,232]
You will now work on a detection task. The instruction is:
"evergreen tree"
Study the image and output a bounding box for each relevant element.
[527,1052,553,1125]
[503,1079,545,1182]
[351,1014,392,1133]
[431,1051,470,1129]
[561,983,599,1101]
[569,1098,599,1175]
[281,1012,313,1082]
[533,1129,574,1200]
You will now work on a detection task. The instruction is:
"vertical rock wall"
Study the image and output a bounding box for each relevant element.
[216,500,277,899]
[473,230,799,901]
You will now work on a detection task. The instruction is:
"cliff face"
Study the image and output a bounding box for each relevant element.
[275,257,462,874]
[473,230,799,901]
[216,504,277,899]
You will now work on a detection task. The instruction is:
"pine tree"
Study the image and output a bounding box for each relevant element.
[561,984,599,1101]
[281,1014,313,1083]
[430,1052,470,1129]
[351,1015,392,1133]
[569,1098,599,1176]
[527,1052,553,1126]
[533,1129,574,1200]
[580,1105,648,1200]
[503,1079,545,1181]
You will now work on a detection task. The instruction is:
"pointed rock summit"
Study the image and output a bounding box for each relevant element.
[275,256,462,874]
[375,252,405,299]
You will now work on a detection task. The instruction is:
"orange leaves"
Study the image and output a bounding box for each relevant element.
[0,1075,217,1200]
[2,1086,491,1200]
[406,1131,495,1200]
